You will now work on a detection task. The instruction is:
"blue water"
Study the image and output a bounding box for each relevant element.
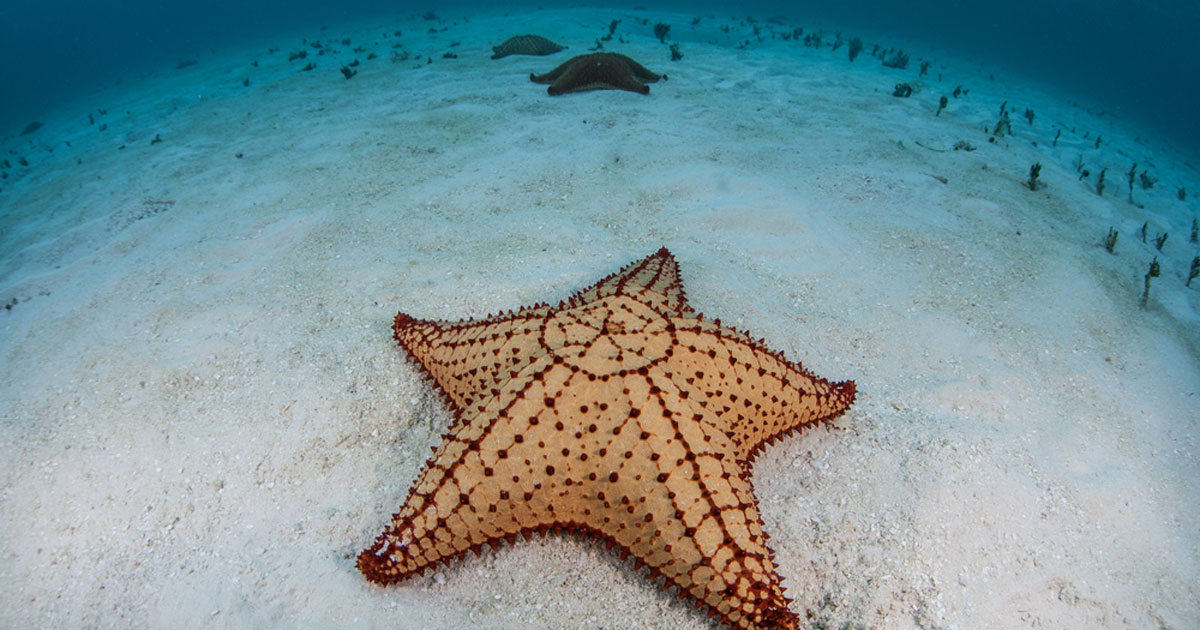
[1,0,1198,158]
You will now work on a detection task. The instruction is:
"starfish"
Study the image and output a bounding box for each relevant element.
[358,248,856,630]
[529,52,666,95]
[490,34,566,59]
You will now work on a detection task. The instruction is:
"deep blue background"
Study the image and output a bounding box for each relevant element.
[1,0,1197,159]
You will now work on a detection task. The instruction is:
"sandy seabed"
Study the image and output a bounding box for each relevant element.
[1,7,1197,629]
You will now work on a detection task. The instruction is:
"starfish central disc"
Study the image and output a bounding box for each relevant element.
[541,295,671,375]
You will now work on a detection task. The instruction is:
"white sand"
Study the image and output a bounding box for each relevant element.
[2,7,1197,629]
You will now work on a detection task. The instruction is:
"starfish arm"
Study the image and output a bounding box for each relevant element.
[608,407,799,630]
[567,247,689,316]
[359,355,567,584]
[529,58,574,84]
[618,54,665,82]
[601,71,653,95]
[664,315,856,462]
[392,309,551,417]
[355,429,537,586]
[585,442,800,630]
[359,358,641,585]
[566,356,801,630]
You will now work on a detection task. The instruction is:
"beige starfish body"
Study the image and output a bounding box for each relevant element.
[359,248,856,630]
[490,34,566,59]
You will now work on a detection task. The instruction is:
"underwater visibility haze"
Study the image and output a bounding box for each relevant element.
[2,0,1198,155]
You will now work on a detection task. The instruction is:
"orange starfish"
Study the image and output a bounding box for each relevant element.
[359,248,856,630]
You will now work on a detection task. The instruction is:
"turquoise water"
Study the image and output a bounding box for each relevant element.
[1,0,1198,157]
